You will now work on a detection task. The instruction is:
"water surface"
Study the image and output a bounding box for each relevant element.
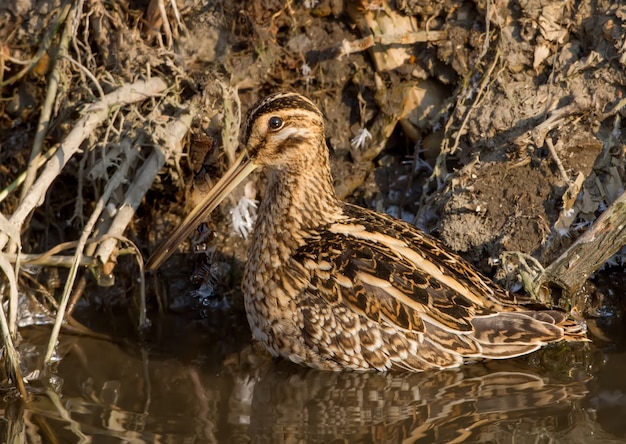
[1,305,625,443]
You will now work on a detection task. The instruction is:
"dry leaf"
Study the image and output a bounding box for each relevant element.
[533,44,551,70]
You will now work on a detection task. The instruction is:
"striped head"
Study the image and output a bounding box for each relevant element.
[241,92,327,169]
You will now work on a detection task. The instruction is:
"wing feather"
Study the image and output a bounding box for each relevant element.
[288,203,583,370]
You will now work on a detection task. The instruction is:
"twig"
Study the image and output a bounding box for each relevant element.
[42,110,171,365]
[531,101,582,147]
[437,57,498,184]
[447,53,501,156]
[90,110,192,328]
[337,30,447,58]
[0,146,57,204]
[94,108,193,267]
[538,189,626,296]
[170,0,184,29]
[18,1,82,211]
[85,138,140,260]
[43,208,107,364]
[3,248,135,267]
[158,0,174,49]
[88,109,193,331]
[0,255,27,399]
[66,273,88,317]
[480,0,491,59]
[545,138,570,183]
[42,165,137,364]
[0,212,20,340]
[0,77,168,253]
[62,54,106,100]
[416,50,501,225]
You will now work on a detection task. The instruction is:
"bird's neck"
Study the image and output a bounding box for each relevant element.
[251,148,343,261]
[262,160,342,228]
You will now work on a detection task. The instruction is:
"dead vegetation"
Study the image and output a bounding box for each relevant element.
[0,0,625,397]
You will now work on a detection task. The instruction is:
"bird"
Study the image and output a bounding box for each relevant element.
[147,92,587,371]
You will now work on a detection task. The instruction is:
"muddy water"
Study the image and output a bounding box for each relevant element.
[2,307,626,443]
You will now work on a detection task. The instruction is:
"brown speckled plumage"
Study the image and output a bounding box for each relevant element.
[147,92,587,371]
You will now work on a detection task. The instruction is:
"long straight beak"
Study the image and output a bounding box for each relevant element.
[146,150,258,271]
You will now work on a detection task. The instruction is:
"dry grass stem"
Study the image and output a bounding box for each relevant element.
[158,0,174,49]
[4,238,130,266]
[0,254,27,399]
[429,55,499,191]
[39,90,193,366]
[42,132,152,365]
[0,146,57,204]
[3,252,97,267]
[413,51,502,228]
[44,215,103,364]
[94,108,194,266]
[86,138,140,260]
[0,78,168,253]
[445,52,501,157]
[19,0,82,209]
[545,138,570,183]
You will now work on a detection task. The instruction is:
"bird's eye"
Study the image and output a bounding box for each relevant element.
[268,116,284,130]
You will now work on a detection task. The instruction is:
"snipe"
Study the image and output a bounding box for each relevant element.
[147,92,587,371]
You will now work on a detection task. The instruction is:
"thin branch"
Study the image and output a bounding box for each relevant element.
[0,254,27,399]
[2,248,136,267]
[18,1,83,208]
[43,128,150,365]
[0,146,57,204]
[0,77,168,253]
[62,54,106,100]
[337,30,447,58]
[538,189,626,296]
[0,212,20,341]
[94,108,194,266]
[545,138,570,184]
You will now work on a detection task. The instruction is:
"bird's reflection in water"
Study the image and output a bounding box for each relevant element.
[225,357,589,444]
[5,329,618,444]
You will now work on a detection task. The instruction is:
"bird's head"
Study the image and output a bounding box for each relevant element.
[241,92,326,169]
[146,92,329,270]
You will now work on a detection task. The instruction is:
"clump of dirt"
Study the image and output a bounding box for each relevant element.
[432,0,626,285]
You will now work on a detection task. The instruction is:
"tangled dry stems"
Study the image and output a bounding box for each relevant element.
[0,0,195,394]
